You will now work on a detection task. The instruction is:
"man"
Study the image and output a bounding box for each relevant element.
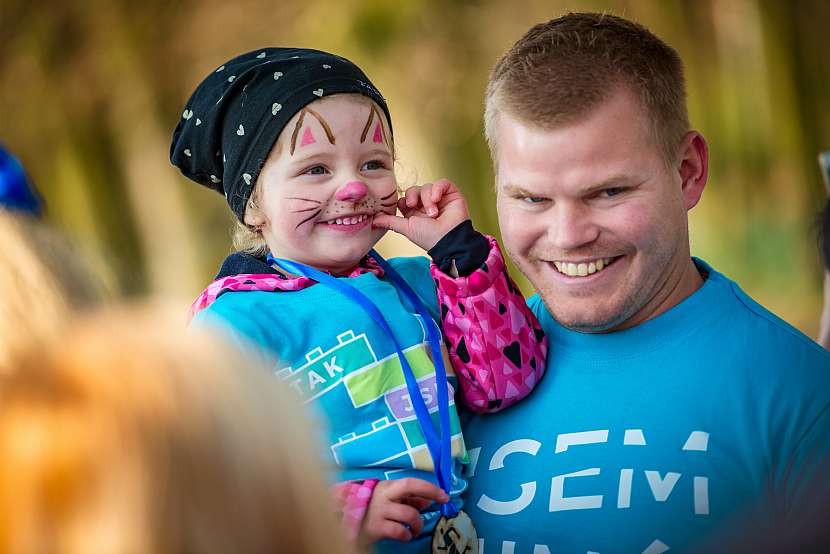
[462,13,830,553]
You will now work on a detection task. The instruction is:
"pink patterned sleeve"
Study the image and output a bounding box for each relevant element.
[431,236,548,413]
[330,479,379,541]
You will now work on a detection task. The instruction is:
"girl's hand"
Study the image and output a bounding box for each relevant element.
[373,179,471,251]
[359,478,449,545]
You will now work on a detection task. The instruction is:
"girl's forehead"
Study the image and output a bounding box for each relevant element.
[277,94,392,155]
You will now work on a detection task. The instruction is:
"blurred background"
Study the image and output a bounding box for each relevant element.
[1,0,828,335]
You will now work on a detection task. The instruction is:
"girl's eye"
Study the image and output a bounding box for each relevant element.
[522,196,547,204]
[362,160,387,171]
[304,165,328,176]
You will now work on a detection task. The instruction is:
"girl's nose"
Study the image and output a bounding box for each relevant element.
[335,181,369,202]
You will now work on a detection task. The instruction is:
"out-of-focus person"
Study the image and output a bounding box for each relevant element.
[0,143,41,216]
[0,307,359,554]
[0,209,108,372]
[818,152,830,350]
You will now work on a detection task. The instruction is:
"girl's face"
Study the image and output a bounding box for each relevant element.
[246,94,397,274]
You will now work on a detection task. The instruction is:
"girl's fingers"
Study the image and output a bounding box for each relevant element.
[431,179,454,203]
[404,185,422,209]
[386,478,449,504]
[419,183,438,217]
[372,213,409,236]
[401,495,435,511]
[385,503,424,537]
[378,520,413,542]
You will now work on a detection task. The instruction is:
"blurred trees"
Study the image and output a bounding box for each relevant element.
[1,0,828,332]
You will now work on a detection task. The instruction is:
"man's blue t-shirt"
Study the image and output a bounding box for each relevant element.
[462,260,830,553]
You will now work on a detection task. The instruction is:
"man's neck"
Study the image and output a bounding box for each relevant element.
[606,257,704,333]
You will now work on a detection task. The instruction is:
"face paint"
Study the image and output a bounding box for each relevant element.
[290,108,337,155]
[380,189,398,207]
[360,104,388,147]
[254,95,397,274]
[335,181,369,202]
[372,121,384,144]
[300,126,316,147]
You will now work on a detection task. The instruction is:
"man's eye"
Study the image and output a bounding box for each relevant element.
[304,165,328,176]
[362,160,387,171]
[602,187,626,197]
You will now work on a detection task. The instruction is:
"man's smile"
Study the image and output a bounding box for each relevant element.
[547,256,623,278]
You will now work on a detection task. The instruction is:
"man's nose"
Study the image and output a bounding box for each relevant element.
[335,181,369,202]
[549,202,600,250]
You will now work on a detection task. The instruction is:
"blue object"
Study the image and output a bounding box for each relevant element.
[0,144,41,215]
[461,258,830,553]
[191,254,470,553]
[269,250,458,518]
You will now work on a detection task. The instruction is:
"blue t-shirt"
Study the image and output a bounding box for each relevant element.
[193,256,469,553]
[462,260,830,553]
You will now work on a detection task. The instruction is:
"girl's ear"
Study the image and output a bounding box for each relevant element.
[243,201,266,229]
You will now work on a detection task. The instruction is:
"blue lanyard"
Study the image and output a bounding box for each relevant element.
[267,251,458,517]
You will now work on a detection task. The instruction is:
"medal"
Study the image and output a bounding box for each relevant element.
[270,251,478,543]
[431,509,478,553]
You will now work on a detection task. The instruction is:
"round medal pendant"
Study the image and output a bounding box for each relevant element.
[431,509,478,553]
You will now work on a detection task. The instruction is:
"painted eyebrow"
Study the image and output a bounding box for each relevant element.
[360,104,388,146]
[289,108,336,155]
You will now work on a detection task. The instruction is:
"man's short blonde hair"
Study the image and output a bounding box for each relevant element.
[485,12,690,165]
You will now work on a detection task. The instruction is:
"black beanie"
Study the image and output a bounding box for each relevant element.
[170,47,391,221]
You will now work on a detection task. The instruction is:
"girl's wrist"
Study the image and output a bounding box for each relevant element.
[427,220,489,276]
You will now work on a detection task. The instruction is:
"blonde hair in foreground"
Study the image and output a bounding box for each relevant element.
[0,210,71,372]
[0,306,357,554]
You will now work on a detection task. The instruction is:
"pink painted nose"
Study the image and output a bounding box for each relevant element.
[335,181,369,202]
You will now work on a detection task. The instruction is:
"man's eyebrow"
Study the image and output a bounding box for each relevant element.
[500,183,540,196]
[579,175,639,195]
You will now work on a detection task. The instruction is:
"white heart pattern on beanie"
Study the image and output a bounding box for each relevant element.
[243,173,252,185]
[272,103,282,115]
[313,88,323,97]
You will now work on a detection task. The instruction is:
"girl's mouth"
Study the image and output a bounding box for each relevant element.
[318,213,372,232]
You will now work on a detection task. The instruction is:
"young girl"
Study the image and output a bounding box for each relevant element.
[171,48,547,552]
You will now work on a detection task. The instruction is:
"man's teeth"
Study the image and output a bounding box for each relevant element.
[330,214,369,225]
[552,257,614,277]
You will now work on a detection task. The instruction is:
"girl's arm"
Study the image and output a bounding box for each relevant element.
[331,478,448,544]
[428,222,548,413]
[331,479,379,541]
[373,180,548,413]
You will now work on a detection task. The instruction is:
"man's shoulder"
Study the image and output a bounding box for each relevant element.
[711,267,829,364]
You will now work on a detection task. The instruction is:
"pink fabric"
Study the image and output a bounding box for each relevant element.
[331,478,379,540]
[188,240,548,413]
[432,237,548,413]
[187,257,383,321]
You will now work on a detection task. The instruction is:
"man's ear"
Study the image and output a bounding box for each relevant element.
[677,131,709,211]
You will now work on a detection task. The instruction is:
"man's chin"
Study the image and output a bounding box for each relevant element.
[544,301,632,334]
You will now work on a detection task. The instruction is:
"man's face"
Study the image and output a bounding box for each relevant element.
[495,88,693,332]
